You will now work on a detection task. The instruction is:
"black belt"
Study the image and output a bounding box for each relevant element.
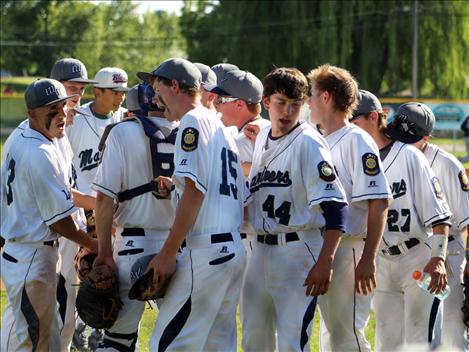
[240,233,247,240]
[44,240,55,247]
[181,232,235,249]
[449,235,455,242]
[122,228,145,237]
[382,238,419,256]
[257,233,299,245]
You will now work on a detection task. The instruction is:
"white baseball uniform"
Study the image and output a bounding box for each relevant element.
[1,126,77,351]
[66,102,126,196]
[242,122,348,352]
[374,140,452,351]
[91,116,178,351]
[319,124,392,352]
[1,120,87,352]
[150,106,246,352]
[423,143,469,351]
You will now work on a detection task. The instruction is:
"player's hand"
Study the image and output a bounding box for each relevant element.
[155,176,173,199]
[244,123,260,142]
[304,259,333,296]
[148,252,177,290]
[86,238,99,254]
[93,253,118,273]
[354,256,377,295]
[423,257,447,294]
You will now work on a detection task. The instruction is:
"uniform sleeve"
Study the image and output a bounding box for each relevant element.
[30,148,76,226]
[173,114,208,194]
[301,136,348,208]
[235,133,254,163]
[441,158,469,229]
[410,151,452,227]
[91,127,125,198]
[350,134,392,202]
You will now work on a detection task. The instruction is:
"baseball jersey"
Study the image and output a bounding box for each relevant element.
[247,122,347,234]
[381,141,451,246]
[423,143,469,232]
[325,124,392,236]
[172,106,245,236]
[66,102,126,195]
[92,117,178,234]
[235,116,271,163]
[1,127,76,242]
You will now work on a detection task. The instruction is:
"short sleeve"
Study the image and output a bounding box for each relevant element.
[173,114,208,194]
[30,148,76,226]
[443,161,469,229]
[92,127,124,198]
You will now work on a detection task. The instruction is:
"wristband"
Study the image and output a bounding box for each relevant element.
[431,234,448,260]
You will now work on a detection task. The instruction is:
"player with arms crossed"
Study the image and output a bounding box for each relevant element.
[144,58,246,351]
[242,67,348,351]
[0,79,97,351]
[351,97,452,350]
[307,69,391,352]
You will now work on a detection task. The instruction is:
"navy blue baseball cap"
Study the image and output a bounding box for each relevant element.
[25,78,78,109]
[137,58,201,89]
[50,58,98,84]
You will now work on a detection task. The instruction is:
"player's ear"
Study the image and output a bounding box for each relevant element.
[262,96,270,110]
[370,111,378,121]
[171,79,179,92]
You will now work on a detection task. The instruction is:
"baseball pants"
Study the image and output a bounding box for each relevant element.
[373,242,438,351]
[1,241,60,352]
[96,228,168,352]
[241,232,321,352]
[318,236,371,352]
[150,232,246,352]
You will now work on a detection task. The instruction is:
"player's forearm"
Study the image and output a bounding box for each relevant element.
[161,179,204,257]
[362,198,389,261]
[72,189,96,210]
[317,229,342,264]
[50,215,96,250]
[95,191,115,257]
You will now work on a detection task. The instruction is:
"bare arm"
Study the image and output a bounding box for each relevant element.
[424,223,449,293]
[304,229,342,296]
[93,191,116,271]
[355,198,389,295]
[71,189,96,210]
[50,216,97,252]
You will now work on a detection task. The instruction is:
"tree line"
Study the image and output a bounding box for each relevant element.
[1,0,468,98]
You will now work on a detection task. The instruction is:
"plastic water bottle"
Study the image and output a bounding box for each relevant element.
[412,270,451,300]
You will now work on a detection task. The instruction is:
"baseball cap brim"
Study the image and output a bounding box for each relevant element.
[384,124,423,144]
[203,84,230,96]
[67,77,99,84]
[41,93,79,108]
[136,72,155,83]
[94,86,131,92]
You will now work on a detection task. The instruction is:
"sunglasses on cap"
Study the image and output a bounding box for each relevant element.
[216,96,239,105]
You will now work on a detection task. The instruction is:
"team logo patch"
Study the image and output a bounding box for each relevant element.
[459,170,469,191]
[362,153,380,176]
[431,177,443,199]
[318,161,336,182]
[181,127,199,152]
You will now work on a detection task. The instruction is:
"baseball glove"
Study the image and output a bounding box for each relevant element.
[74,246,97,282]
[462,275,469,327]
[76,265,122,329]
[128,254,171,301]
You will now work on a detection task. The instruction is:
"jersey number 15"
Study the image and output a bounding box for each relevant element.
[219,147,238,199]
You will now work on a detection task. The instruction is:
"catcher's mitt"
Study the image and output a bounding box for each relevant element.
[74,247,97,282]
[462,275,469,327]
[128,254,171,301]
[76,265,122,329]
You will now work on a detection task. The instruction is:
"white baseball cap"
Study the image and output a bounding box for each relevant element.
[93,67,130,91]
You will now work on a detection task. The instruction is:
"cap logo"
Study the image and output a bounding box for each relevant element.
[71,65,82,73]
[395,113,416,135]
[112,73,127,83]
[45,85,59,96]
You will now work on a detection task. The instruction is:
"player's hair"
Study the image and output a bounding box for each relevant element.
[155,76,199,97]
[364,111,388,132]
[307,64,358,116]
[262,67,308,100]
[246,102,262,115]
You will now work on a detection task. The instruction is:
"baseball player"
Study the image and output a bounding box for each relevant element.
[410,108,469,350]
[307,68,392,352]
[241,67,348,352]
[0,78,97,351]
[66,66,129,196]
[194,63,219,111]
[92,80,178,351]
[211,62,239,84]
[351,99,452,350]
[138,58,246,352]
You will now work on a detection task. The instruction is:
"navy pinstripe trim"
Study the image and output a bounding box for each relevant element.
[175,171,207,192]
[43,204,74,223]
[424,213,451,226]
[428,298,441,343]
[92,182,117,196]
[327,129,350,150]
[384,143,406,172]
[21,249,40,351]
[429,149,439,168]
[351,192,390,200]
[458,216,469,228]
[264,125,303,166]
[83,115,100,139]
[20,132,43,142]
[300,297,317,351]
[308,196,346,206]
